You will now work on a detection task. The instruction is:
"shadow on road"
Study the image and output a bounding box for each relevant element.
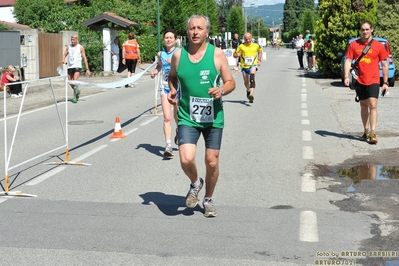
[223,99,250,106]
[136,143,178,159]
[139,191,202,216]
[315,130,359,140]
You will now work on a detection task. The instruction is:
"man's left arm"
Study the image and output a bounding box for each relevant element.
[381,60,389,90]
[258,46,262,65]
[80,46,91,76]
[208,49,235,99]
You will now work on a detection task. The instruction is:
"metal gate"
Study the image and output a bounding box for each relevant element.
[38,33,63,78]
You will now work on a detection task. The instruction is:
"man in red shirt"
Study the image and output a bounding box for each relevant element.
[343,20,389,144]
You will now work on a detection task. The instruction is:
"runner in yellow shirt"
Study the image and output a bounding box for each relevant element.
[233,32,262,103]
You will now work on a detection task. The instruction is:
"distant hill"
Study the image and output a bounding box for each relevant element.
[249,3,284,28]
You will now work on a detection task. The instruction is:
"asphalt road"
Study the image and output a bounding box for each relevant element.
[0,48,398,266]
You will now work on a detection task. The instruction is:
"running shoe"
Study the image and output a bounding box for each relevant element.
[174,128,179,145]
[75,87,80,101]
[72,97,77,103]
[185,178,204,208]
[359,133,369,141]
[246,90,250,99]
[368,133,378,144]
[163,145,173,157]
[248,94,254,103]
[125,84,129,88]
[203,199,218,218]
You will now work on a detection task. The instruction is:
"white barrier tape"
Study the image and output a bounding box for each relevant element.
[57,61,157,89]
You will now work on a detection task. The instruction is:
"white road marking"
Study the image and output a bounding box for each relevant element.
[0,197,11,204]
[124,128,138,136]
[299,210,319,242]
[140,116,159,126]
[26,166,66,186]
[302,130,312,141]
[299,76,318,242]
[303,146,314,159]
[301,173,316,192]
[72,144,108,162]
[110,128,138,142]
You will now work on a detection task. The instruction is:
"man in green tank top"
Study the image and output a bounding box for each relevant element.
[168,15,235,218]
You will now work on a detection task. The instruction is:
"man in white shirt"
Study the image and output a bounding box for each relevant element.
[111,38,120,74]
[295,34,305,69]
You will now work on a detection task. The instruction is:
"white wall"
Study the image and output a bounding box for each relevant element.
[20,29,39,80]
[0,7,16,23]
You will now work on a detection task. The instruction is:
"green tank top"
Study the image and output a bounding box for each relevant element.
[177,44,224,128]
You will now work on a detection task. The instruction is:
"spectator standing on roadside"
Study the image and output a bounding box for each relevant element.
[343,20,389,144]
[295,34,305,69]
[209,36,215,45]
[231,33,242,72]
[221,38,226,49]
[291,37,295,49]
[122,32,141,88]
[167,15,235,218]
[150,29,180,157]
[62,34,91,103]
[110,38,120,74]
[304,30,311,69]
[1,65,22,98]
[215,36,221,48]
[305,35,316,72]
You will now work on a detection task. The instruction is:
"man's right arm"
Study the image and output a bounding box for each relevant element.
[343,58,352,86]
[233,46,240,58]
[62,46,69,64]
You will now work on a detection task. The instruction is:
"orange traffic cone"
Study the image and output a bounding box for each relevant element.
[110,117,126,138]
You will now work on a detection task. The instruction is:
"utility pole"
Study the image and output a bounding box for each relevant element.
[226,0,229,48]
[157,0,160,51]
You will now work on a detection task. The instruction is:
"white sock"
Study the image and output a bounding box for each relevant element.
[191,179,200,188]
[204,197,212,202]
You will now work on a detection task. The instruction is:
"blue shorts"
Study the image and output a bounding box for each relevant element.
[160,85,170,95]
[241,66,258,75]
[178,125,223,150]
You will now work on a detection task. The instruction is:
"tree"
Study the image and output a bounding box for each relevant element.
[228,5,245,37]
[14,0,69,33]
[160,0,218,36]
[374,0,399,77]
[300,9,315,35]
[315,0,378,77]
[283,0,315,41]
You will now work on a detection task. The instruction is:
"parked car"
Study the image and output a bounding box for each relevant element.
[340,37,396,87]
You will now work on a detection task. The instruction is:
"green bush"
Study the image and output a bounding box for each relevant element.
[136,35,158,63]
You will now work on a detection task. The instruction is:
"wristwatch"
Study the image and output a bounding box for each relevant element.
[384,81,389,85]
[220,88,224,96]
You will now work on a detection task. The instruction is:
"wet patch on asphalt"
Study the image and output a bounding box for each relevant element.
[310,148,399,265]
